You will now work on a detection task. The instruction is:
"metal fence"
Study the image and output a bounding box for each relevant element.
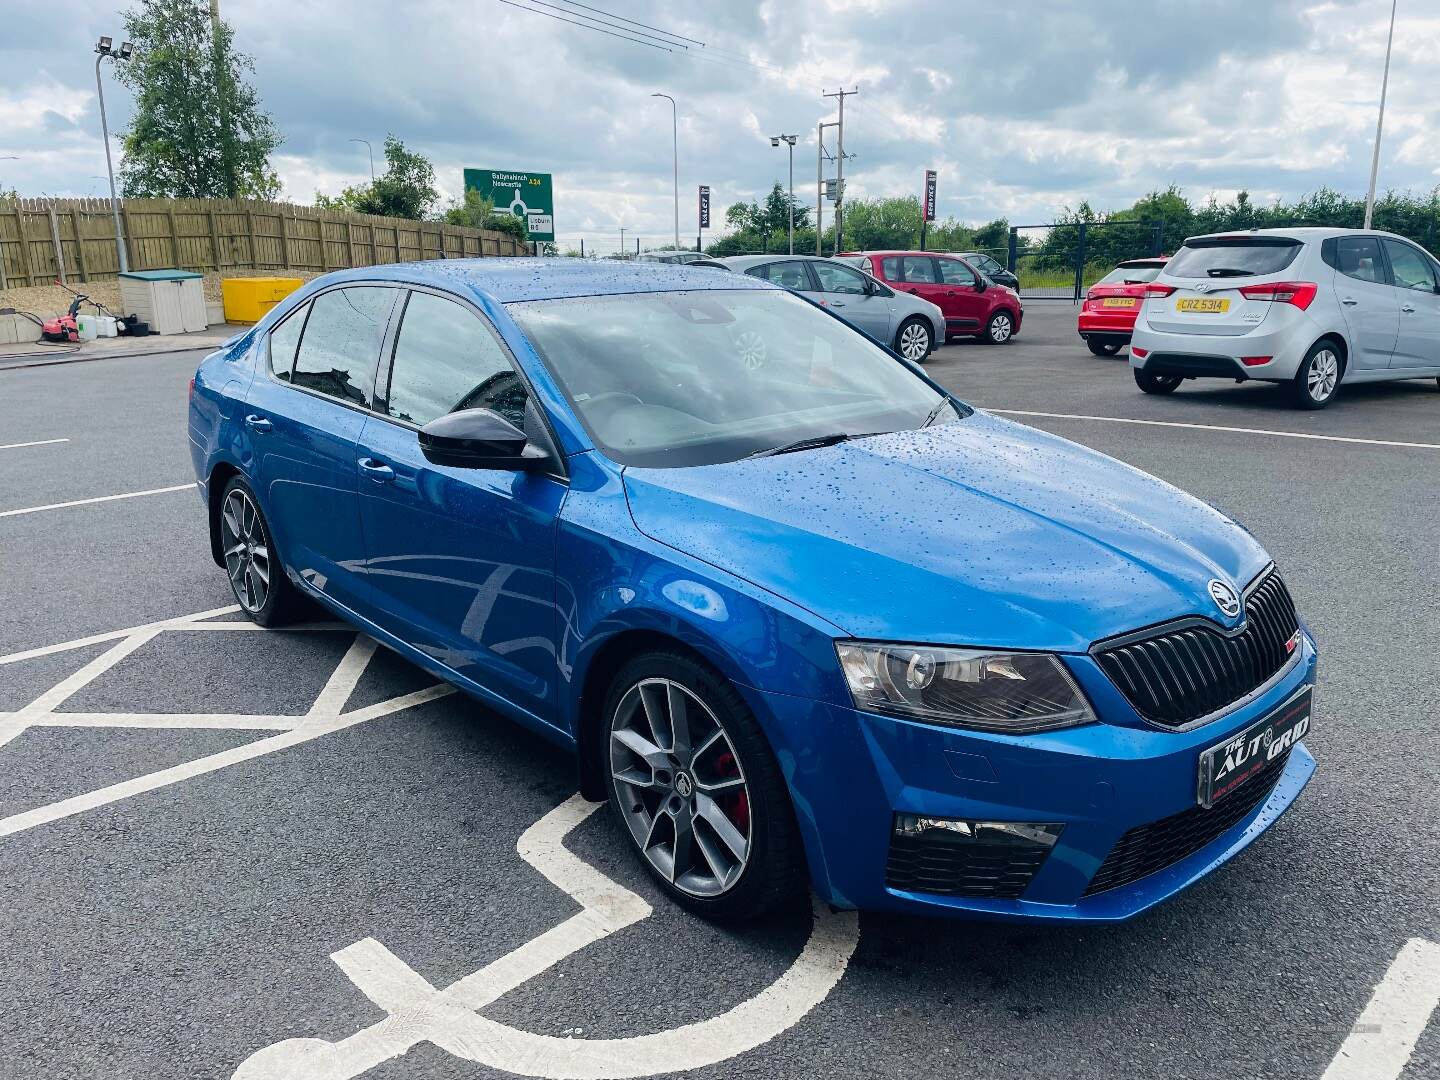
[1007,222,1165,301]
[0,197,528,290]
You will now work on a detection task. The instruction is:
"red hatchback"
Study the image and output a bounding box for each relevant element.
[1077,257,1169,355]
[844,251,1023,344]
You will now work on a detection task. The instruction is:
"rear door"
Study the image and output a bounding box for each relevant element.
[809,260,893,341]
[244,284,400,615]
[747,260,812,293]
[1145,237,1303,338]
[892,256,948,326]
[355,288,566,724]
[934,256,988,332]
[1329,235,1399,370]
[1380,238,1440,369]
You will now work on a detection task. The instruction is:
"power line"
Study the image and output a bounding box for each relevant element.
[528,0,689,49]
[493,0,673,51]
[551,0,703,45]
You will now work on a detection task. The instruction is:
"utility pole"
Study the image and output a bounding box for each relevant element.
[815,121,838,256]
[94,37,133,273]
[823,87,858,253]
[1364,0,1398,230]
[619,226,625,257]
[651,93,679,251]
[771,134,797,254]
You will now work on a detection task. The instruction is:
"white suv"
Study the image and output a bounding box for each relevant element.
[1130,228,1440,409]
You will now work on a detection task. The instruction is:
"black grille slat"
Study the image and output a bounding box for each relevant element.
[1083,750,1290,896]
[886,835,1052,899]
[1095,571,1300,729]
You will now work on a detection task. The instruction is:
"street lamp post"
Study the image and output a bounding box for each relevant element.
[349,138,375,183]
[770,134,797,254]
[94,37,133,274]
[651,93,679,251]
[1364,0,1398,230]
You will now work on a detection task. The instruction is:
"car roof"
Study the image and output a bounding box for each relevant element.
[300,257,771,304]
[844,250,973,259]
[1117,257,1169,266]
[719,254,830,269]
[1180,227,1414,246]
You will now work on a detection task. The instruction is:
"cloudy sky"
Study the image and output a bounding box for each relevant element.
[2,0,1436,252]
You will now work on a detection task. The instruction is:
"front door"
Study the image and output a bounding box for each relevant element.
[245,285,400,615]
[1331,235,1398,371]
[355,289,566,727]
[1381,238,1440,369]
[933,256,989,334]
[888,255,947,325]
[808,259,893,342]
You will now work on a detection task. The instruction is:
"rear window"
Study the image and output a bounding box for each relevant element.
[1165,238,1300,279]
[1097,265,1163,285]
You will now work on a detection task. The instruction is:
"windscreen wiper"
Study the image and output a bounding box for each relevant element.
[922,397,954,428]
[1206,268,1254,277]
[747,432,854,458]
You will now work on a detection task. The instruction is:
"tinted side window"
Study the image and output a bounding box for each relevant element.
[860,257,875,276]
[880,257,902,281]
[936,258,976,286]
[291,287,395,407]
[900,256,937,283]
[1329,236,1386,283]
[386,292,527,429]
[1382,240,1436,292]
[268,302,308,380]
[812,262,869,295]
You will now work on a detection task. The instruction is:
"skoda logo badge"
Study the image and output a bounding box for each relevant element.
[1209,579,1241,618]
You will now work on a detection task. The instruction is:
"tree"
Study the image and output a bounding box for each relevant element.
[315,136,439,220]
[439,187,528,241]
[116,0,281,199]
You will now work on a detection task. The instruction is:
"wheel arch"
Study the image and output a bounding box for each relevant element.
[1312,332,1349,379]
[206,461,243,568]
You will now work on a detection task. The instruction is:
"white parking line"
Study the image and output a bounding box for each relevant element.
[0,483,192,518]
[987,409,1440,451]
[1323,938,1440,1080]
[0,438,69,451]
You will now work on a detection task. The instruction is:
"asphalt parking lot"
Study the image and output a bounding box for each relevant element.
[1,302,1437,1080]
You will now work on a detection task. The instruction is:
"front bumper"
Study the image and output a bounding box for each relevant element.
[753,632,1317,923]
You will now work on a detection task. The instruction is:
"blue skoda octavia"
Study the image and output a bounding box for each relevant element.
[188,259,1316,922]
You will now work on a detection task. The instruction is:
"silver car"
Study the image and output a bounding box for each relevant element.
[1131,227,1440,409]
[719,254,946,361]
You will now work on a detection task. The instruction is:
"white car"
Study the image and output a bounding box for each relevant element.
[1130,228,1440,409]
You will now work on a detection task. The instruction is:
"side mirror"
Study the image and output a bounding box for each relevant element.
[418,408,548,471]
[974,276,988,293]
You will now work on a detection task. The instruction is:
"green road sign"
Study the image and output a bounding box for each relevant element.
[464,168,555,242]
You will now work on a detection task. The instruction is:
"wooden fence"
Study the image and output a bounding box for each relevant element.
[0,197,528,289]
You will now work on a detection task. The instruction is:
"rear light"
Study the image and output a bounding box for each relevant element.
[1241,356,1273,367]
[1131,347,1149,359]
[1142,283,1176,297]
[188,376,196,403]
[1238,281,1318,310]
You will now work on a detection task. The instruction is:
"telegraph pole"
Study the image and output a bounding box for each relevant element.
[823,87,857,253]
[815,121,838,256]
[1364,0,1398,230]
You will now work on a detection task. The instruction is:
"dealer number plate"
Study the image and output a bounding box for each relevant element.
[1197,687,1311,808]
[1101,298,1136,307]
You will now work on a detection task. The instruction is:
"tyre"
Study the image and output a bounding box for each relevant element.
[893,317,933,362]
[1290,340,1342,409]
[604,651,805,920]
[1134,368,1183,395]
[1087,338,1122,357]
[218,476,309,626]
[983,310,1015,344]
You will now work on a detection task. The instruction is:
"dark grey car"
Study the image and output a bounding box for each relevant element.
[718,254,946,360]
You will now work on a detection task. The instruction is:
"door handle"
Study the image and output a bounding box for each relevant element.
[905,288,919,294]
[1401,303,1417,313]
[1340,296,1359,306]
[244,414,272,433]
[830,300,846,307]
[358,457,395,483]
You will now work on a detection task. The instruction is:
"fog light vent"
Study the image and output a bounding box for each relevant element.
[886,815,1063,899]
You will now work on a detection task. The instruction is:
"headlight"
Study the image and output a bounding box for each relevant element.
[835,642,1095,734]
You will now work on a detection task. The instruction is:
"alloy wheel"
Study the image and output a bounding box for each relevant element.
[733,330,767,371]
[609,678,752,898]
[989,314,1013,343]
[1308,349,1339,402]
[898,322,931,360]
[221,488,272,613]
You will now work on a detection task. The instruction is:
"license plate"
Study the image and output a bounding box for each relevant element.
[1175,297,1230,313]
[1101,298,1136,308]
[1197,687,1311,808]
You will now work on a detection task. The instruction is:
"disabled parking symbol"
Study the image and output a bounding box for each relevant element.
[233,795,861,1079]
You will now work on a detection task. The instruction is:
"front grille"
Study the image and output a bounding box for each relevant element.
[886,833,1050,899]
[1083,749,1289,896]
[1094,570,1300,729]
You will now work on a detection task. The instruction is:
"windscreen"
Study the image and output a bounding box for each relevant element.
[1097,265,1163,285]
[1165,239,1301,278]
[509,289,958,468]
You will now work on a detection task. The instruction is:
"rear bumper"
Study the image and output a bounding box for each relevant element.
[752,633,1318,923]
[1131,318,1313,379]
[1078,311,1139,336]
